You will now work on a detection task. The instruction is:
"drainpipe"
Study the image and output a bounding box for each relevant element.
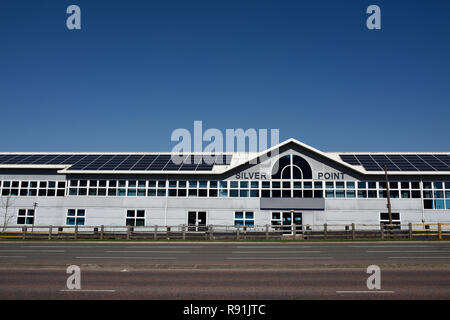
[420,178,425,223]
[164,176,168,227]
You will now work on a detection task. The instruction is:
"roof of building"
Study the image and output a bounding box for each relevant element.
[0,139,449,175]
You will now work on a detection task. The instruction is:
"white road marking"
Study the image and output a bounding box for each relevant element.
[389,256,450,259]
[125,246,202,249]
[59,289,115,292]
[336,291,394,293]
[0,250,65,253]
[350,245,430,248]
[231,251,321,254]
[105,250,190,253]
[226,257,333,260]
[22,245,111,248]
[236,246,312,248]
[367,250,450,253]
[76,256,177,260]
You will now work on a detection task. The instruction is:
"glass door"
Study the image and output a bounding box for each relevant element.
[188,211,207,231]
[282,212,292,234]
[274,211,302,235]
[293,212,302,232]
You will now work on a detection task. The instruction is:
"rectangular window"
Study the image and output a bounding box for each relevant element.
[380,212,401,230]
[368,190,377,198]
[367,182,376,189]
[335,182,345,189]
[234,211,254,227]
[17,209,34,225]
[336,190,345,198]
[66,209,85,226]
[358,190,367,198]
[346,190,356,198]
[271,212,281,226]
[219,188,228,197]
[434,199,445,209]
[126,209,145,227]
[346,181,355,189]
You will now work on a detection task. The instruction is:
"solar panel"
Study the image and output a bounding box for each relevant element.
[340,154,450,171]
[434,155,450,168]
[60,155,85,164]
[32,154,60,164]
[339,155,361,165]
[130,155,158,170]
[97,155,129,170]
[83,155,115,170]
[0,153,232,171]
[46,154,72,164]
[386,155,417,171]
[69,155,101,170]
[2,155,31,164]
[370,155,400,171]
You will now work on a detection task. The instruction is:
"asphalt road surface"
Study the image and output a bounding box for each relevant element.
[0,241,449,299]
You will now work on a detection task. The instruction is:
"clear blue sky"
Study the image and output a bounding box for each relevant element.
[0,0,449,152]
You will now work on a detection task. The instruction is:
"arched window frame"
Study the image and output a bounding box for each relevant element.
[271,154,313,198]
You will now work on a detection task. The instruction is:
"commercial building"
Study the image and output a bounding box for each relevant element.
[0,139,449,232]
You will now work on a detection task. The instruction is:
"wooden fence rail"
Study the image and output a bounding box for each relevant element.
[0,223,449,241]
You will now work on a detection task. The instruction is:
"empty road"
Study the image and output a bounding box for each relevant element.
[0,241,449,299]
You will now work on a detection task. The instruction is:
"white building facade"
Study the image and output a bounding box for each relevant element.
[1,139,449,230]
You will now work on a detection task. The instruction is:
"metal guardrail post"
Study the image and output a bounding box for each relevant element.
[265,224,269,240]
[380,225,384,239]
[209,225,213,240]
[126,225,131,240]
[154,225,158,240]
[292,224,296,240]
[408,223,412,240]
[182,224,186,240]
[23,226,27,240]
[236,226,240,240]
[100,225,104,240]
[438,223,442,240]
[324,223,328,239]
[74,225,78,240]
[351,223,355,240]
[48,226,52,240]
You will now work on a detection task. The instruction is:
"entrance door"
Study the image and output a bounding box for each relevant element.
[188,211,207,231]
[277,211,302,235]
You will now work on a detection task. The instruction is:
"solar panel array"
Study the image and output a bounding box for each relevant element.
[340,154,450,171]
[0,154,232,171]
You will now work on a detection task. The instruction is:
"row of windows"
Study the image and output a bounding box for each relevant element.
[16,209,253,227]
[65,179,450,200]
[3,179,450,205]
[1,181,66,197]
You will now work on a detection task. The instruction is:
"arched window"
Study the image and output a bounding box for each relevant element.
[271,154,312,180]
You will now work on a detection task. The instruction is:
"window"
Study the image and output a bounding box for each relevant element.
[1,180,65,197]
[17,209,34,225]
[66,209,85,225]
[271,154,312,179]
[271,212,281,226]
[380,212,401,230]
[234,211,254,227]
[126,210,145,226]
[423,181,449,210]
